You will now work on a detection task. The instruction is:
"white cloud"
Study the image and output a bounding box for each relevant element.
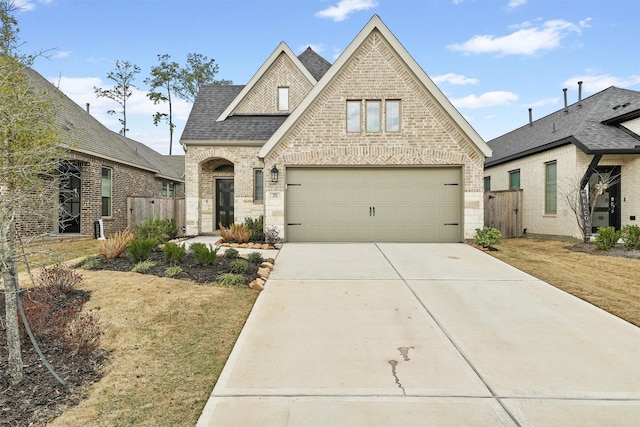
[507,0,527,10]
[51,50,71,59]
[432,73,479,85]
[451,91,519,109]
[315,0,378,22]
[528,97,559,108]
[298,43,325,54]
[448,19,584,56]
[14,0,52,12]
[563,74,640,94]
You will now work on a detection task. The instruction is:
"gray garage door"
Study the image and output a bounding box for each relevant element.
[285,167,462,242]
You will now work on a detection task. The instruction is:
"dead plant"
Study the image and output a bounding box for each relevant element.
[98,229,134,260]
[219,222,234,242]
[230,223,250,243]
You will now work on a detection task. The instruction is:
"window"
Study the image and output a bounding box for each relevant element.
[347,100,361,132]
[101,167,112,217]
[254,169,264,202]
[484,176,491,192]
[545,161,557,214]
[509,170,520,190]
[386,100,400,132]
[278,87,289,111]
[162,181,175,198]
[366,100,381,132]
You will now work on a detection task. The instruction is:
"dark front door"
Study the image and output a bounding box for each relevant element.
[59,169,81,233]
[590,166,621,233]
[216,179,234,229]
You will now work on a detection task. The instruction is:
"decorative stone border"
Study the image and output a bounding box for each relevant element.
[215,239,276,250]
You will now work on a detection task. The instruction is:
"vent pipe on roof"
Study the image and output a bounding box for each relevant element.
[563,88,568,112]
[86,103,90,114]
[528,108,533,126]
[578,81,583,106]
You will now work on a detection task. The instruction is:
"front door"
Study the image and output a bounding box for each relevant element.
[216,179,234,229]
[590,166,621,233]
[59,169,81,233]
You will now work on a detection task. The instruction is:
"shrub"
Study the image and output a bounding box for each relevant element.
[20,297,53,339]
[190,243,219,266]
[98,229,134,260]
[474,226,502,250]
[37,264,83,297]
[78,255,101,270]
[134,218,178,243]
[245,215,264,242]
[128,238,157,263]
[223,247,239,259]
[164,266,183,278]
[594,226,621,251]
[264,226,281,245]
[621,225,640,250]
[131,260,157,273]
[247,251,264,264]
[218,273,246,286]
[219,223,234,242]
[219,223,250,243]
[163,242,186,265]
[230,259,249,274]
[61,311,104,356]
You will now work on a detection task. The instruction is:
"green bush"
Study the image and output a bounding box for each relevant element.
[594,226,621,251]
[218,273,246,286]
[474,226,502,249]
[247,251,264,264]
[134,218,178,244]
[621,225,640,250]
[230,259,248,274]
[163,242,186,265]
[245,215,264,242]
[128,238,157,263]
[132,260,157,273]
[164,266,183,278]
[223,247,239,259]
[189,243,219,266]
[78,255,101,270]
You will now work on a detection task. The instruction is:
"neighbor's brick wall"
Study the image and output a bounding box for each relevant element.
[234,52,314,115]
[263,30,486,240]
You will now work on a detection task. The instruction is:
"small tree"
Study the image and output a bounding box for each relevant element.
[145,54,181,155]
[94,59,141,136]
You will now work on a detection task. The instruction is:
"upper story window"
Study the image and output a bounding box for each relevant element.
[347,100,361,132]
[366,100,381,132]
[385,100,401,132]
[278,87,289,111]
[509,169,521,190]
[101,167,112,217]
[162,181,175,199]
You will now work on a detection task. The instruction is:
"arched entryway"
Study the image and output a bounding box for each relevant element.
[199,159,234,233]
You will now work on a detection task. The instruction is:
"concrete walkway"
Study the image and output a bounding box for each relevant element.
[196,243,640,426]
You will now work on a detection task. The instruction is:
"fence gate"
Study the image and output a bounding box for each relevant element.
[484,190,523,238]
[127,197,185,236]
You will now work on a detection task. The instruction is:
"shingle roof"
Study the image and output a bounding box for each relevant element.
[298,47,332,81]
[24,67,184,181]
[486,86,640,168]
[180,85,287,141]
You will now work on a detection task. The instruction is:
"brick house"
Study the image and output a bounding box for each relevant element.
[181,15,491,242]
[484,85,640,240]
[16,67,185,238]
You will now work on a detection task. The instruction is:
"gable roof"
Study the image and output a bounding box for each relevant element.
[24,67,184,181]
[485,86,640,168]
[216,42,318,122]
[297,47,332,81]
[259,15,491,159]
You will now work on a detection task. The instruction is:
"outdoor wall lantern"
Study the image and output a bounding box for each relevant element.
[271,165,279,183]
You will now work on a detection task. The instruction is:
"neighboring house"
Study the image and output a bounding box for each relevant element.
[16,67,185,238]
[181,15,491,242]
[485,85,640,240]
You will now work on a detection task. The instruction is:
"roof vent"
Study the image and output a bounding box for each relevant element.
[528,108,533,126]
[563,88,568,112]
[578,81,583,106]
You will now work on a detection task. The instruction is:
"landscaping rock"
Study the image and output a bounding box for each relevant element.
[260,262,274,270]
[257,267,270,279]
[249,279,265,290]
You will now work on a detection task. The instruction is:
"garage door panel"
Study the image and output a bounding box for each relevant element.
[286,167,462,242]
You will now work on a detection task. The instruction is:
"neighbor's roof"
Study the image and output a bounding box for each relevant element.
[24,67,184,182]
[486,86,640,168]
[181,46,331,143]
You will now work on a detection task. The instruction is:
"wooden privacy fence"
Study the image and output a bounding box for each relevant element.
[127,197,185,236]
[484,190,523,238]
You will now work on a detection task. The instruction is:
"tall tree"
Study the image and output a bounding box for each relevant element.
[94,60,140,136]
[177,52,232,102]
[1,0,63,386]
[144,54,181,155]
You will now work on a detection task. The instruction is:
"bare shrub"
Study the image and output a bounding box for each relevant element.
[37,264,83,297]
[98,229,135,260]
[62,310,104,356]
[19,296,52,339]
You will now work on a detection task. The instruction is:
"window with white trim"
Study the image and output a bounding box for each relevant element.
[101,167,112,217]
[278,87,289,111]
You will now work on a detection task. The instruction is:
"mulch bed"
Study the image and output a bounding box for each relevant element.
[568,242,640,259]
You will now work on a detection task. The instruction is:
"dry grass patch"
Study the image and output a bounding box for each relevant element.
[15,238,99,274]
[487,238,640,327]
[47,270,258,427]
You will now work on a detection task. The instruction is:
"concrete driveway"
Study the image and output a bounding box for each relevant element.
[197,243,640,426]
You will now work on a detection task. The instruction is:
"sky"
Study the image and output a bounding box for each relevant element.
[13,0,640,156]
